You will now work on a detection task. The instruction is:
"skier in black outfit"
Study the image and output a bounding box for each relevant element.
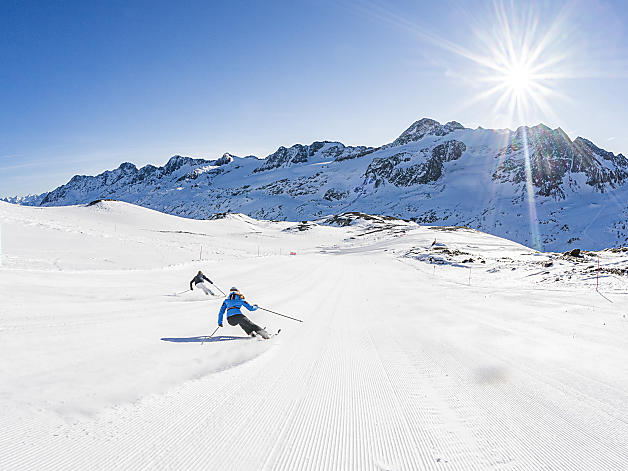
[190,270,216,296]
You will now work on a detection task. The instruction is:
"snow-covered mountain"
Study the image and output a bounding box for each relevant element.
[1,193,46,206]
[8,118,628,251]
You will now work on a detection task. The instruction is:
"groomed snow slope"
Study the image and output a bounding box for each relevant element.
[1,201,627,470]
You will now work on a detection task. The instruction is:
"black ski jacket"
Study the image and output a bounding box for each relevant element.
[190,274,212,290]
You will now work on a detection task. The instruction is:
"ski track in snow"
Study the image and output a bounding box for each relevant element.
[1,201,627,470]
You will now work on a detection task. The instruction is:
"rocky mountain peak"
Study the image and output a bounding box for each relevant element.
[118,162,138,172]
[163,155,212,175]
[445,121,465,131]
[390,118,465,147]
[163,155,190,174]
[494,124,628,198]
[215,153,235,166]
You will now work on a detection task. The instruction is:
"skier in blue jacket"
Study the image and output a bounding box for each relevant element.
[218,287,270,339]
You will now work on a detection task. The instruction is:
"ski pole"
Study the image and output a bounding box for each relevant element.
[213,284,226,296]
[175,289,191,295]
[201,326,220,346]
[257,306,303,323]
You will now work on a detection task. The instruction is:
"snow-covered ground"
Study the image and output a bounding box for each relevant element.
[1,200,627,470]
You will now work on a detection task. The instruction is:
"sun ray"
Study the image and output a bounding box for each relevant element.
[521,127,542,250]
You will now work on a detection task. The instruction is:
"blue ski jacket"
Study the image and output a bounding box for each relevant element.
[218,294,258,325]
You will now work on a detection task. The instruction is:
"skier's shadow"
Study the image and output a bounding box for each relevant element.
[161,335,251,343]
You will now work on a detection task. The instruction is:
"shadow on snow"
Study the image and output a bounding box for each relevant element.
[161,335,251,343]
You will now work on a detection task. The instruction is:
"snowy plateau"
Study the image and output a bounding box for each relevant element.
[0,200,627,470]
[7,118,628,252]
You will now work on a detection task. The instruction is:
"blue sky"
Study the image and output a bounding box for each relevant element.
[1,0,628,197]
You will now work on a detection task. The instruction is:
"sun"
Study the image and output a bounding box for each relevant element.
[435,1,568,126]
[504,62,534,95]
[462,34,562,129]
[474,49,549,122]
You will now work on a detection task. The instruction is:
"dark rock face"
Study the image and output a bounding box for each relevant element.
[254,142,374,172]
[365,153,410,188]
[87,199,118,206]
[323,212,405,227]
[323,188,349,201]
[334,147,376,162]
[572,137,628,188]
[215,153,234,166]
[365,140,467,187]
[564,248,582,257]
[493,125,628,199]
[254,145,309,172]
[163,156,209,174]
[308,141,326,155]
[432,140,467,162]
[421,140,467,182]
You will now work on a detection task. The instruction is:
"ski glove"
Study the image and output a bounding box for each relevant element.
[218,323,223,327]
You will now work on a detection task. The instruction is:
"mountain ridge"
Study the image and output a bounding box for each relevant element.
[5,117,628,251]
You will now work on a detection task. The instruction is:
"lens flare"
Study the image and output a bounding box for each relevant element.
[344,0,626,250]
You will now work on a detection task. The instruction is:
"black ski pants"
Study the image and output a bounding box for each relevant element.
[227,314,261,335]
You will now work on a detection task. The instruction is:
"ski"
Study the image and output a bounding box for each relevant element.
[252,328,281,340]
